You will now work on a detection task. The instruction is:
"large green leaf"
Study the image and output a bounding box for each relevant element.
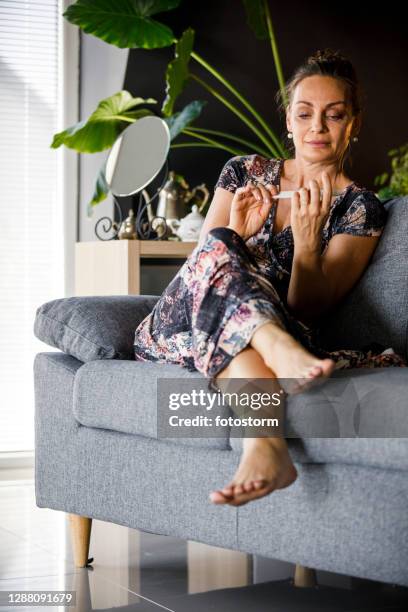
[88,162,109,217]
[161,28,194,117]
[51,91,157,153]
[63,0,181,48]
[164,100,207,140]
[242,0,268,40]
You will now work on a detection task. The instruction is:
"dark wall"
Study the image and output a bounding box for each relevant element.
[123,0,407,196]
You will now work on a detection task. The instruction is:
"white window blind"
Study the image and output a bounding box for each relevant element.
[0,0,65,451]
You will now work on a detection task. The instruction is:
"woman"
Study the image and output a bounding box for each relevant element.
[134,48,407,507]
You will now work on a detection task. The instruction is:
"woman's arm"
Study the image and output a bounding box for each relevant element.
[287,233,381,323]
[197,187,234,249]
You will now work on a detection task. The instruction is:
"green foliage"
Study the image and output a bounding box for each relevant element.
[162,28,194,117]
[374,143,408,200]
[63,0,181,49]
[54,1,292,211]
[51,91,157,153]
[88,162,109,215]
[163,100,207,139]
[242,0,269,39]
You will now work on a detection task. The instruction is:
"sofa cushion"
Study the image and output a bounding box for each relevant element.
[72,359,231,450]
[34,295,160,363]
[72,358,408,467]
[316,196,408,359]
[228,367,408,470]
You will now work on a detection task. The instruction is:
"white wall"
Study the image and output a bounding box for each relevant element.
[79,32,128,243]
[62,7,79,298]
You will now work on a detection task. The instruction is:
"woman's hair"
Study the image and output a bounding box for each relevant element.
[275,48,365,172]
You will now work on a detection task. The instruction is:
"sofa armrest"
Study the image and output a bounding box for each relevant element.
[34,294,160,362]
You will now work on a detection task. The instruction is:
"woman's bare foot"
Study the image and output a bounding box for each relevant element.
[251,322,335,394]
[209,437,297,506]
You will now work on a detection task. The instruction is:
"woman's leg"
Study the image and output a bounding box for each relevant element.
[250,320,335,391]
[210,344,296,506]
[209,320,336,506]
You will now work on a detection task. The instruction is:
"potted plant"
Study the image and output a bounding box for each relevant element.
[51,0,290,217]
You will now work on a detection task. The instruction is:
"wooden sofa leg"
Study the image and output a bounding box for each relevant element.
[68,514,93,568]
[294,564,317,587]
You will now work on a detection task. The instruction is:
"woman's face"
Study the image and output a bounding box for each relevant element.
[286,75,359,165]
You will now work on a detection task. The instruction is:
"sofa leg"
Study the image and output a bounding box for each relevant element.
[68,514,93,568]
[294,564,317,587]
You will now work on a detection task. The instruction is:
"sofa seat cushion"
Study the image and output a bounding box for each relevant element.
[228,367,408,470]
[72,359,231,450]
[34,295,159,363]
[72,358,408,468]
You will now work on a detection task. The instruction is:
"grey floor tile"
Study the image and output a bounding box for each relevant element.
[0,526,76,580]
[1,478,408,611]
[0,571,175,611]
[163,578,408,612]
[0,481,70,556]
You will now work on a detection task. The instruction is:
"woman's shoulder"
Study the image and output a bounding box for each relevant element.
[215,154,282,192]
[345,184,387,215]
[348,182,383,200]
[224,153,282,175]
[332,183,388,237]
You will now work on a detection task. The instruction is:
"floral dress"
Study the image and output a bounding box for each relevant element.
[134,155,407,391]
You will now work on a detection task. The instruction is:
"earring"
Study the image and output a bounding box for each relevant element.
[352,136,358,142]
[287,132,293,139]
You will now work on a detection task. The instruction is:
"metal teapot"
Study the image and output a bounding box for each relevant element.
[154,171,209,238]
[117,208,137,240]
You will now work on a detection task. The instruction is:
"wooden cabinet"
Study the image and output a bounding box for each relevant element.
[75,240,197,296]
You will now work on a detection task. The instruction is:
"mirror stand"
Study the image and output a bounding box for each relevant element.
[93,159,170,241]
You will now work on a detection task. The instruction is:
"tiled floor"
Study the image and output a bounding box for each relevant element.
[1,468,408,611]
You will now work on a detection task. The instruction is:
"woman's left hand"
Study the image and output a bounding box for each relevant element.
[290,172,332,252]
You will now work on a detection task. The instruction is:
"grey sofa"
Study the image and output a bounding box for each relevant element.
[33,196,408,588]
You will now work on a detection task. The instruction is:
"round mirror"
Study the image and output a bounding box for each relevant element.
[105,115,170,196]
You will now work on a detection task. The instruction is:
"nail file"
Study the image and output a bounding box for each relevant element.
[272,190,344,199]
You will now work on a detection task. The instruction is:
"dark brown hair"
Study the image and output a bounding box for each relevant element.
[275,48,365,172]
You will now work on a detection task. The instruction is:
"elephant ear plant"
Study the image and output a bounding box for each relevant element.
[51,0,290,217]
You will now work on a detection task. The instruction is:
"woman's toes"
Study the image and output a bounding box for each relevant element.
[228,489,255,506]
[321,358,335,375]
[221,485,234,496]
[229,482,274,506]
[209,490,230,504]
[243,481,255,492]
[308,365,323,377]
[253,479,266,490]
[234,483,244,495]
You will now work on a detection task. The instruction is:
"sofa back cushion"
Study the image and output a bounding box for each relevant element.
[316,196,408,359]
[34,295,159,362]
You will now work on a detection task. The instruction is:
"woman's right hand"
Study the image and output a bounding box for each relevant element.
[227,181,279,241]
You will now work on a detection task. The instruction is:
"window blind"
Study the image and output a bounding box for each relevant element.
[0,0,64,451]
